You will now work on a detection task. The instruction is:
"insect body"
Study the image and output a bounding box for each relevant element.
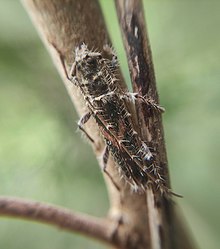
[70,43,169,194]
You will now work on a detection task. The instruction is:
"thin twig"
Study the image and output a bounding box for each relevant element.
[0,197,114,245]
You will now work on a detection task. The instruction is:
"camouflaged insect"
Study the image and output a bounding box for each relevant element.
[69,43,171,195]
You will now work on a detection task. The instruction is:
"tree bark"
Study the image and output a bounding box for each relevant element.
[114,1,197,249]
[0,197,113,245]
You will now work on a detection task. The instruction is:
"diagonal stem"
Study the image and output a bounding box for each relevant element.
[115,1,197,249]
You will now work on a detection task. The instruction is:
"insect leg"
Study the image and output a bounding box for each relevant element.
[49,42,72,81]
[102,145,110,171]
[69,62,76,80]
[102,145,120,191]
[142,97,165,113]
[78,112,94,143]
[123,93,165,113]
[66,61,79,86]
[102,146,123,239]
[49,41,80,86]
[103,44,118,70]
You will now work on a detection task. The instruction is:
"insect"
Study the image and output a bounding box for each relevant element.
[64,43,175,195]
[52,41,180,197]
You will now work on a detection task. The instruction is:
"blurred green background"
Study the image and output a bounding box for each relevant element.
[0,1,219,248]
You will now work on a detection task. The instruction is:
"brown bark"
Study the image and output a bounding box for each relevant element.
[115,1,173,248]
[115,1,197,249]
[0,197,113,245]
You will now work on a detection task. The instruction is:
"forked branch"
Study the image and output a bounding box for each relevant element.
[0,0,198,248]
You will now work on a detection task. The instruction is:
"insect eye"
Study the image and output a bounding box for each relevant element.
[87,57,96,64]
[76,64,81,70]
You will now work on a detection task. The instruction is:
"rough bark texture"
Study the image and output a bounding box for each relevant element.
[115,1,197,249]
[115,1,173,248]
[0,0,198,248]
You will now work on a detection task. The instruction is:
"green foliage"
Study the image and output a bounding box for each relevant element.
[0,1,219,248]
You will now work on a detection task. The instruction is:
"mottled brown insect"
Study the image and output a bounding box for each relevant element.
[67,43,174,195]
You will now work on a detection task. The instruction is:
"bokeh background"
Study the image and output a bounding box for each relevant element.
[0,1,219,248]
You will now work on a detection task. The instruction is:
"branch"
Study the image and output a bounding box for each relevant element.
[17,0,197,248]
[21,0,123,213]
[20,1,152,248]
[0,197,113,245]
[115,0,166,177]
[115,1,197,249]
[21,0,152,225]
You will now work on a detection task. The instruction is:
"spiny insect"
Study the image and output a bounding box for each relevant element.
[53,42,179,196]
[65,43,175,196]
